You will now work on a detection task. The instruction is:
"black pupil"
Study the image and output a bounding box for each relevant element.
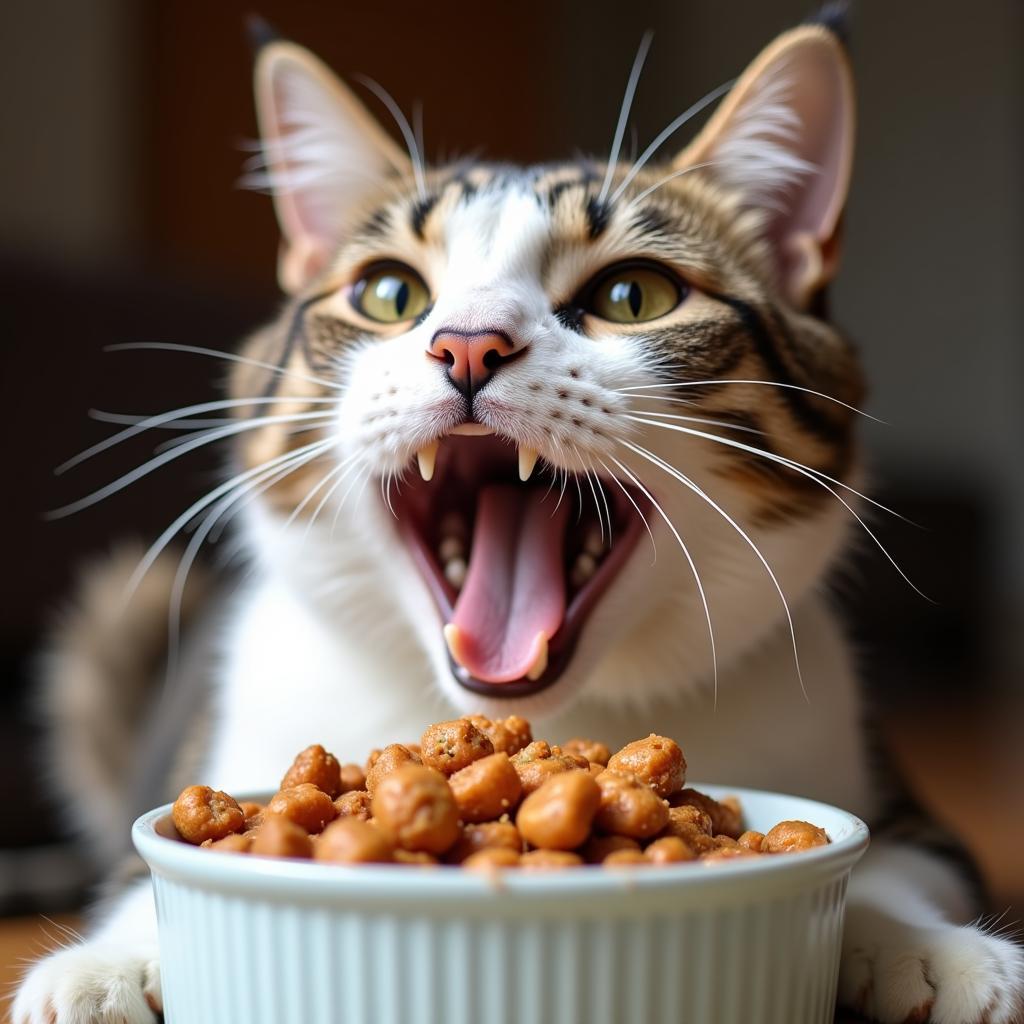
[610,279,643,317]
[376,275,410,317]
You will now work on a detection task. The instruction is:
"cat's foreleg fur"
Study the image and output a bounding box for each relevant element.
[11,879,161,1024]
[840,841,1024,1024]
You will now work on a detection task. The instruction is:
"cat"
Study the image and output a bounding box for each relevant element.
[13,8,1024,1024]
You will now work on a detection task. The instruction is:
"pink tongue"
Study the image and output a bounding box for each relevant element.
[450,484,569,683]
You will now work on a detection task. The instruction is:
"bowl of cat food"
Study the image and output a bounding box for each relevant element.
[132,715,869,1024]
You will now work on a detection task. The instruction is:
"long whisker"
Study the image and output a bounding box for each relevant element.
[123,437,334,602]
[596,455,653,564]
[624,413,912,523]
[152,414,334,456]
[588,454,615,547]
[597,31,654,205]
[625,160,722,204]
[56,396,338,474]
[606,453,717,698]
[621,438,805,702]
[48,411,331,519]
[617,379,885,423]
[574,445,606,544]
[632,408,766,436]
[352,75,428,200]
[105,342,340,390]
[283,450,361,532]
[90,411,241,429]
[610,78,735,204]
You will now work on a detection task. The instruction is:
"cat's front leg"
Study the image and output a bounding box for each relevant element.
[12,876,161,1024]
[839,842,1023,1024]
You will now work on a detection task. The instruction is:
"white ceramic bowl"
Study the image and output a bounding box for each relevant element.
[133,784,868,1024]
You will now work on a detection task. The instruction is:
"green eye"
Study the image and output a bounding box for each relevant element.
[587,264,685,323]
[351,264,430,323]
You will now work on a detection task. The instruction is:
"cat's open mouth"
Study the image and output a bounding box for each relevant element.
[389,430,649,696]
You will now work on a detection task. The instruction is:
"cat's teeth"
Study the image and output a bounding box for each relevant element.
[443,557,467,588]
[570,552,598,589]
[518,446,539,482]
[443,623,466,667]
[417,441,439,482]
[583,526,606,557]
[438,536,464,563]
[525,633,548,681]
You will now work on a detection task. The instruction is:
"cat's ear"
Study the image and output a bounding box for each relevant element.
[673,25,854,308]
[252,39,411,294]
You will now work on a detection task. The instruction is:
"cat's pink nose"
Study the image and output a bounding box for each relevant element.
[428,330,515,399]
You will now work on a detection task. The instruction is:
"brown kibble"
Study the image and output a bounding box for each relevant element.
[562,738,611,766]
[519,849,583,870]
[371,765,460,854]
[238,801,264,821]
[738,830,766,853]
[420,720,494,776]
[702,846,758,863]
[267,783,336,834]
[579,834,641,864]
[280,744,343,798]
[446,821,523,864]
[462,714,533,755]
[449,752,523,823]
[661,804,713,837]
[314,819,394,863]
[339,763,366,794]
[607,734,686,798]
[364,748,382,776]
[672,788,743,839]
[517,770,601,850]
[173,786,245,845]
[593,769,669,839]
[603,848,651,867]
[202,832,252,854]
[463,847,521,871]
[393,849,438,867]
[762,820,829,854]
[250,815,313,859]
[365,744,422,795]
[511,740,586,795]
[646,836,697,864]
[333,790,372,821]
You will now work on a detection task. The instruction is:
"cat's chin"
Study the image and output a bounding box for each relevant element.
[386,432,650,700]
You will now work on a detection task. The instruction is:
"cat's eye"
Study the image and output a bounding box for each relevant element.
[351,263,430,323]
[584,263,687,324]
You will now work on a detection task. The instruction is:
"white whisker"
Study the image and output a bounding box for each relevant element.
[596,455,653,564]
[48,411,332,519]
[152,415,333,455]
[621,438,805,702]
[616,378,885,423]
[632,408,766,436]
[625,160,722,204]
[105,342,341,390]
[597,31,654,205]
[352,75,428,200]
[606,453,717,699]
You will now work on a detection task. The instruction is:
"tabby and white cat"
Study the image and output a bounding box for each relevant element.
[14,10,1023,1024]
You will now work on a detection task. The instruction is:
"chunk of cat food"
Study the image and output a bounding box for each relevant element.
[738,830,766,853]
[338,763,366,793]
[446,821,523,864]
[448,752,523,823]
[267,783,336,834]
[201,832,252,854]
[671,788,743,839]
[510,740,586,794]
[420,719,494,776]
[662,804,713,838]
[365,743,421,795]
[594,769,669,839]
[371,765,461,854]
[280,743,343,798]
[250,815,313,859]
[332,790,371,821]
[238,801,264,821]
[314,819,393,864]
[645,835,698,864]
[462,714,533,755]
[518,849,584,870]
[173,786,245,844]
[603,848,651,867]
[562,738,611,766]
[606,734,686,798]
[516,771,601,850]
[579,834,642,864]
[392,849,439,867]
[762,820,829,853]
[463,847,522,871]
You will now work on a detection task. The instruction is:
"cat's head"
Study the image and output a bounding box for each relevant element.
[232,16,864,716]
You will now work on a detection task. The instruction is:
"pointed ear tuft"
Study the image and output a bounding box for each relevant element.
[250,42,411,294]
[674,25,854,307]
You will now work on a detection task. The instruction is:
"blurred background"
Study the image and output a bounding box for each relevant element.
[1,0,1021,979]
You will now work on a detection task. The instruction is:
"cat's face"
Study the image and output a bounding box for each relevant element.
[232,23,863,715]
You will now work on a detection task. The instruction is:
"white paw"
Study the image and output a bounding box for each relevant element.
[840,915,1024,1024]
[12,942,162,1024]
